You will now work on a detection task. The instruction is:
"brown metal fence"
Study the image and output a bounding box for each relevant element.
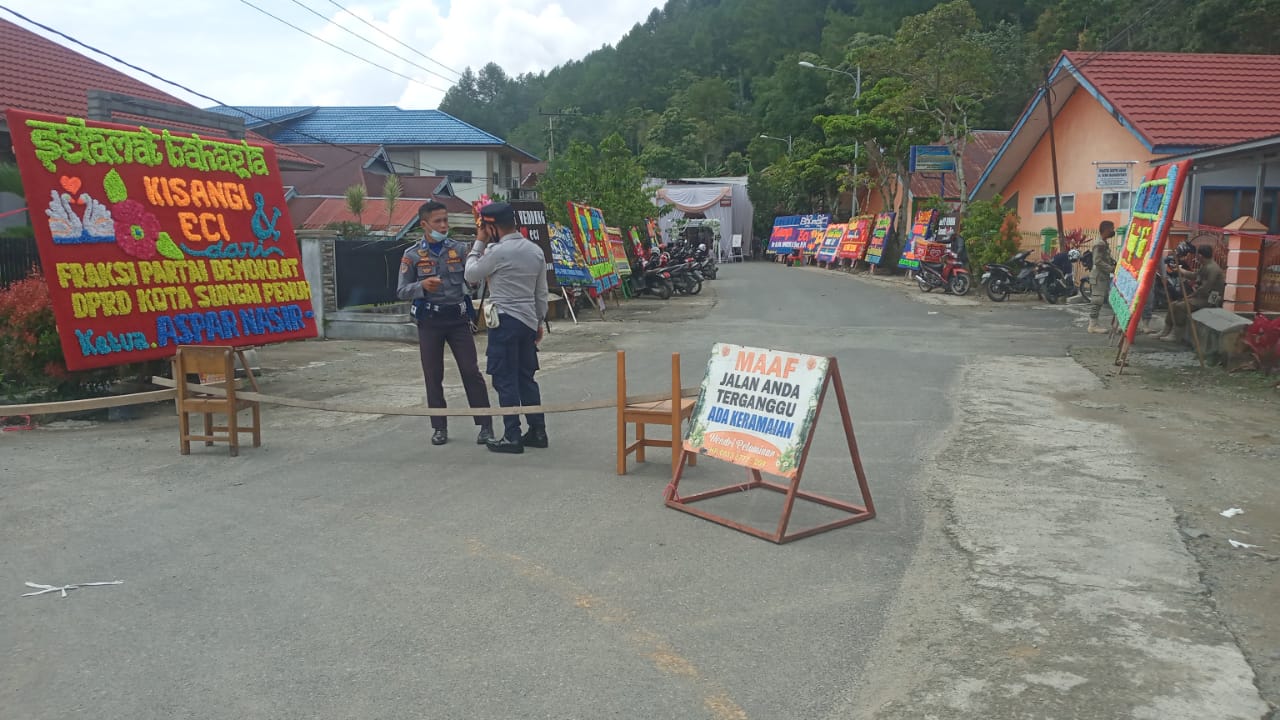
[1259,237,1280,313]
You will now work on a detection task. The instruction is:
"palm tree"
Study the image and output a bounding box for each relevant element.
[344,183,367,228]
[382,174,402,233]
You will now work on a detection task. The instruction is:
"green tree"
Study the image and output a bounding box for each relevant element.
[537,134,665,230]
[864,0,998,212]
[344,184,367,228]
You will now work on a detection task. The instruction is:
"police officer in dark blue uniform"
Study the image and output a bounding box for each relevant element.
[397,201,494,446]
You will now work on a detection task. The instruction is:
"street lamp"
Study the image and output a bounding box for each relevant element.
[800,60,863,214]
[759,133,792,154]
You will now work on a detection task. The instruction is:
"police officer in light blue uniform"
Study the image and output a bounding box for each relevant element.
[397,201,494,446]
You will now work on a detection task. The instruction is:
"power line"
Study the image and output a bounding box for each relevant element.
[233,0,451,95]
[1046,0,1176,93]
[324,0,461,78]
[285,0,461,85]
[0,5,447,177]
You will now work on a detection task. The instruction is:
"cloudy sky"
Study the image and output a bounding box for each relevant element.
[3,0,659,109]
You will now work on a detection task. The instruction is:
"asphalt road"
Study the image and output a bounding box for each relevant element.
[2,262,1082,720]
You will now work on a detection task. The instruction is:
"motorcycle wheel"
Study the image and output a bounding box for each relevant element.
[987,280,1010,302]
[916,275,934,292]
[1078,278,1092,302]
[1043,280,1063,305]
[655,280,672,300]
[949,273,971,296]
[687,278,703,295]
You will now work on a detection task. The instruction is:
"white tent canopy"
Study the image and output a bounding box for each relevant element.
[651,177,753,260]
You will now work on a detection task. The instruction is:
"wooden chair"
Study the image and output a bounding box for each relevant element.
[173,345,261,457]
[616,351,697,476]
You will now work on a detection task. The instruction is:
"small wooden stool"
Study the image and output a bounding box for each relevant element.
[616,351,696,476]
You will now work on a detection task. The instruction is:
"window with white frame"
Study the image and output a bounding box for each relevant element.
[1102,191,1135,212]
[1033,194,1075,214]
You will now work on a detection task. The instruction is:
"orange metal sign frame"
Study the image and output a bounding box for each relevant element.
[663,358,875,543]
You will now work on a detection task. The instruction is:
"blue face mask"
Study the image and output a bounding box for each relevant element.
[428,229,448,244]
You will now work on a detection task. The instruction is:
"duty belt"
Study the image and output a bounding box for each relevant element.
[422,302,466,314]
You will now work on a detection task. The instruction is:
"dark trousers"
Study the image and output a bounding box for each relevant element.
[485,314,544,440]
[417,315,492,431]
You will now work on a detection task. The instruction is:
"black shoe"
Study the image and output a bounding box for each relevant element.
[521,427,549,449]
[476,427,495,445]
[431,429,448,446]
[486,437,524,454]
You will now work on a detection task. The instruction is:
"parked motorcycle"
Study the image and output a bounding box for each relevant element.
[660,252,703,296]
[981,250,1040,302]
[631,253,673,299]
[916,248,971,295]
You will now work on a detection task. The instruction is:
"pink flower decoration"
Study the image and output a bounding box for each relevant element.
[112,199,161,260]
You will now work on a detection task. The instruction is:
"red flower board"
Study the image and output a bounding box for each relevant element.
[5,110,318,370]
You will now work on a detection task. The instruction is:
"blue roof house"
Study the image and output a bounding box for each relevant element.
[207,106,539,204]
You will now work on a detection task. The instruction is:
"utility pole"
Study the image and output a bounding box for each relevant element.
[537,108,579,162]
[1043,69,1066,251]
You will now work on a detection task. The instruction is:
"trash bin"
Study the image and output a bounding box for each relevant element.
[1040,228,1058,254]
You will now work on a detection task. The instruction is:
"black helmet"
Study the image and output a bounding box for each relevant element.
[1175,241,1195,257]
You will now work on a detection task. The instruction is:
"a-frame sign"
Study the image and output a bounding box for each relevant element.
[664,344,875,543]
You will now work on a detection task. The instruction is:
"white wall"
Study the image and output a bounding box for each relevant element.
[418,148,490,203]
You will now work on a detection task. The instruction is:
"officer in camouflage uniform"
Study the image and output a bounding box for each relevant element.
[1087,220,1118,334]
[397,201,494,446]
[1160,244,1226,341]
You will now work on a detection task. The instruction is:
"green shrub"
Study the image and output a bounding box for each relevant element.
[963,196,1020,272]
[0,270,156,401]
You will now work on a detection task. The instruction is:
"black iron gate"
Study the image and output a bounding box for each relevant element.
[334,238,411,308]
[0,235,40,286]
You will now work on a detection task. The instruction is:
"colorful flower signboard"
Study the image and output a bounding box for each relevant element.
[898,209,938,270]
[815,223,846,264]
[836,215,874,262]
[548,222,593,286]
[767,214,830,253]
[4,110,317,371]
[684,343,829,480]
[865,212,896,266]
[1107,160,1192,343]
[566,201,620,292]
[605,225,632,276]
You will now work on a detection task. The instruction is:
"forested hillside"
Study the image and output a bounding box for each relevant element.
[444,0,1275,171]
[441,0,1277,232]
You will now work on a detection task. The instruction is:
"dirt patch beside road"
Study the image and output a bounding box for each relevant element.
[1071,344,1280,713]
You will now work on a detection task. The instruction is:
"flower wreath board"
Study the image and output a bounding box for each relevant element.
[5,110,317,371]
[665,342,876,544]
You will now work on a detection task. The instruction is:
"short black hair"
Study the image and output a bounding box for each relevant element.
[418,200,448,218]
[1099,220,1115,235]
[1197,244,1214,259]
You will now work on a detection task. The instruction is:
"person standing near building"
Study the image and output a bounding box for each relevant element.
[397,201,494,446]
[465,202,549,454]
[1087,220,1118,334]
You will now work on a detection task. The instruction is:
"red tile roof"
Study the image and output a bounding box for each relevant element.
[0,18,318,168]
[293,197,434,231]
[910,130,1009,198]
[279,143,453,199]
[1065,51,1280,148]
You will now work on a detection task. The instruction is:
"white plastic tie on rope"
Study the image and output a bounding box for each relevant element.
[1228,540,1260,550]
[22,580,123,598]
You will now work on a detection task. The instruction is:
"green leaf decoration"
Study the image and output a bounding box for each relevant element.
[103,168,128,204]
[155,232,184,260]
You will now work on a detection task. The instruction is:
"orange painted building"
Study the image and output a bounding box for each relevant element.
[974,52,1280,237]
